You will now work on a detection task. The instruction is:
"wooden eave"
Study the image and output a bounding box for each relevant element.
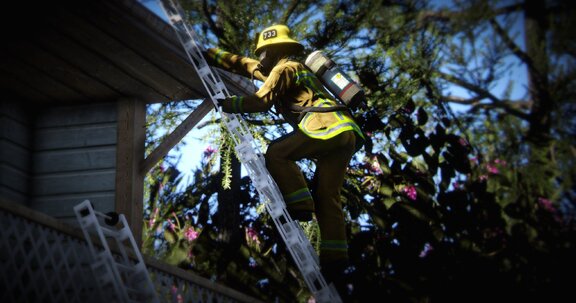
[0,0,252,105]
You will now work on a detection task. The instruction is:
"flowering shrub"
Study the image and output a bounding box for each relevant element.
[403,185,417,201]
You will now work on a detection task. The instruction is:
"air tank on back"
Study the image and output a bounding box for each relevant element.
[305,50,366,109]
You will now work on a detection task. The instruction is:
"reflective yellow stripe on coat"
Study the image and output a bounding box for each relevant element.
[298,99,365,141]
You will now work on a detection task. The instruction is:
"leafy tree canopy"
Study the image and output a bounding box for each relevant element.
[143,0,576,302]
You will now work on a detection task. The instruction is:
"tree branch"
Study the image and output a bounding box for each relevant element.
[281,0,301,24]
[438,71,500,102]
[438,71,531,120]
[442,95,483,105]
[489,18,535,72]
[201,1,218,35]
[418,3,523,24]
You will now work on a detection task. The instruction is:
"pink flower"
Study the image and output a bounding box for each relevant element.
[203,145,217,158]
[494,159,507,166]
[485,159,506,175]
[369,157,383,174]
[537,197,555,212]
[184,227,199,242]
[246,227,260,243]
[419,243,433,258]
[537,197,564,223]
[167,219,176,231]
[403,185,417,201]
[486,164,499,174]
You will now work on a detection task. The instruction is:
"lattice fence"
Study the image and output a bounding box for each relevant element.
[0,210,104,303]
[0,205,255,303]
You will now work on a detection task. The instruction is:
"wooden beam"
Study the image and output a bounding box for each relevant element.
[115,98,146,247]
[140,99,214,174]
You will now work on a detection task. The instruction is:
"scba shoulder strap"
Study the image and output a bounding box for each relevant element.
[289,102,348,123]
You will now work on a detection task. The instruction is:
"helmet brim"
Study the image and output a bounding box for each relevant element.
[255,41,303,56]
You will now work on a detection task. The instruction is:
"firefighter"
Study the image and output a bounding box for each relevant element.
[204,24,364,297]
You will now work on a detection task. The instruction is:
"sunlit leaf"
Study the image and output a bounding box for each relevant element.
[164,229,177,244]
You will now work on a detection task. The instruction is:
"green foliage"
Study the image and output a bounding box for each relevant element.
[143,0,576,302]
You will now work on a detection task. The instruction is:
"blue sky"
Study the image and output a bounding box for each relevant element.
[141,0,167,21]
[140,0,216,181]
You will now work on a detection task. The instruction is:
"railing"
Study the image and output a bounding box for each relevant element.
[0,199,263,303]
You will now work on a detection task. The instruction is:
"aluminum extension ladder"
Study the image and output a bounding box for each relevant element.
[157,1,342,302]
[73,200,159,303]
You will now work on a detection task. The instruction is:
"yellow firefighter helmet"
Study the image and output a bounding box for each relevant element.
[255,24,303,56]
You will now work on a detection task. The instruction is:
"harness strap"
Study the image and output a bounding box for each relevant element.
[289,103,348,122]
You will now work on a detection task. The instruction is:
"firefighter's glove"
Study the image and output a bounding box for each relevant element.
[214,98,224,107]
[216,96,244,114]
[201,48,215,64]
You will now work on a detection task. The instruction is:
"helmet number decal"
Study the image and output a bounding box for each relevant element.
[262,29,277,40]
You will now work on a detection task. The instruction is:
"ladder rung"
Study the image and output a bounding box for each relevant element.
[213,91,226,99]
[198,65,211,77]
[169,15,182,23]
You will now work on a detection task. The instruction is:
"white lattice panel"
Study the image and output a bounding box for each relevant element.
[0,210,103,303]
[0,207,249,303]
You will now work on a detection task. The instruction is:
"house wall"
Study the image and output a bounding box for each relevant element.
[29,102,118,224]
[0,102,31,205]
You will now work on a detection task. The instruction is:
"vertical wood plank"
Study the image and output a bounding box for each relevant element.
[115,98,145,247]
[0,101,31,205]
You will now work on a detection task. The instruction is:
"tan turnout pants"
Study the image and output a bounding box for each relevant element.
[265,129,356,263]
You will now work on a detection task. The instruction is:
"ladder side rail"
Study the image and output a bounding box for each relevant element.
[231,117,339,302]
[74,201,160,303]
[162,0,272,181]
[234,151,331,296]
[73,201,132,303]
[159,0,262,149]
[168,15,230,104]
[158,0,230,106]
[116,214,159,301]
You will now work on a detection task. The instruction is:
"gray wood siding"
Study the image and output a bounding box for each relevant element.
[30,103,117,220]
[0,102,31,205]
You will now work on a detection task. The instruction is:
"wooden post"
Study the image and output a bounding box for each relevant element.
[115,98,146,247]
